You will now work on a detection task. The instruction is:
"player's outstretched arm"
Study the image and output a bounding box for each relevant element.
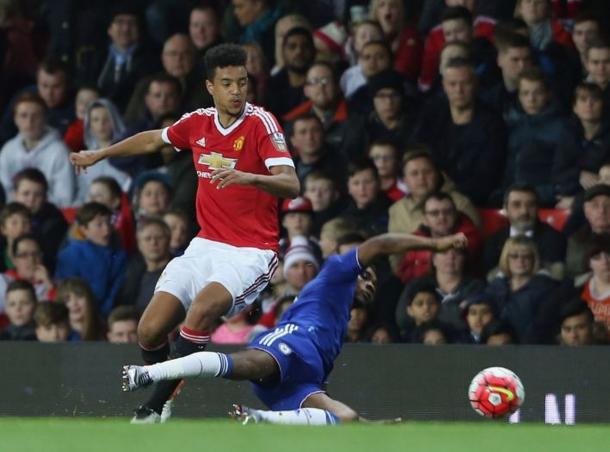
[211,164,300,198]
[69,129,165,172]
[357,232,467,267]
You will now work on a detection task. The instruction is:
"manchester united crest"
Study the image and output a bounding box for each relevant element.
[233,135,245,151]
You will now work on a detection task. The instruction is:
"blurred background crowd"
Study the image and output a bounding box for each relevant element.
[1,0,610,347]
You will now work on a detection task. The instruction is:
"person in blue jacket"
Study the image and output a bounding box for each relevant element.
[55,202,127,317]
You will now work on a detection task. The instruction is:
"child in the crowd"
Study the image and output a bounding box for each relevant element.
[461,292,497,344]
[318,217,358,259]
[63,85,100,153]
[56,278,105,341]
[106,305,139,344]
[34,302,70,342]
[395,279,442,343]
[12,168,68,272]
[368,140,407,202]
[163,209,191,257]
[346,299,370,343]
[55,202,127,317]
[481,320,518,346]
[412,320,451,345]
[133,172,172,219]
[341,159,391,236]
[0,280,37,340]
[0,202,32,271]
[279,196,322,262]
[370,325,396,344]
[88,176,136,254]
[303,171,345,237]
[75,99,131,203]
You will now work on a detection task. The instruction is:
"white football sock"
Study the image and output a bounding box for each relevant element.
[252,408,339,425]
[145,352,231,381]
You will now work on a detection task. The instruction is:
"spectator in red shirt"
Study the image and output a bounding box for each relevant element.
[578,234,610,340]
[419,2,496,92]
[63,85,99,153]
[284,62,349,152]
[368,0,422,83]
[396,191,482,283]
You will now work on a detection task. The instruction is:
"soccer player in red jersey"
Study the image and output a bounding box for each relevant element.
[70,44,300,423]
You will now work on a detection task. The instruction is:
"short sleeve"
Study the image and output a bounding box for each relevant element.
[161,113,194,151]
[321,248,362,284]
[253,108,295,169]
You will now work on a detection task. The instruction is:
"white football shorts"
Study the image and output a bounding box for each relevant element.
[155,237,278,317]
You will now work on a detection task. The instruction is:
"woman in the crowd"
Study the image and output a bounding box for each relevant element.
[56,277,105,341]
[485,236,558,344]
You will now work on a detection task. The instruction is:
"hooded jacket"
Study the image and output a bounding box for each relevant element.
[0,127,74,207]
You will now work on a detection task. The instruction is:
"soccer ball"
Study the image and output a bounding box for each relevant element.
[468,367,525,418]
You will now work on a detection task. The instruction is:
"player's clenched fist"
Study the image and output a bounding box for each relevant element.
[435,233,468,252]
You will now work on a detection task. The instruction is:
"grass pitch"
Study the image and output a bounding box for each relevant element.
[0,418,607,452]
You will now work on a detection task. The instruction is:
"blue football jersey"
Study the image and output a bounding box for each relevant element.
[278,248,362,371]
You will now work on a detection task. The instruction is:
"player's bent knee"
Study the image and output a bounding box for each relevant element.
[137,321,167,348]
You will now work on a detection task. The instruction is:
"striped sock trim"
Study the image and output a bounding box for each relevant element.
[179,326,210,345]
[325,411,340,425]
[216,353,233,378]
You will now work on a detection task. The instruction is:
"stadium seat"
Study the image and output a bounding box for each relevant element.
[478,208,508,238]
[478,208,570,237]
[61,207,77,224]
[538,208,569,232]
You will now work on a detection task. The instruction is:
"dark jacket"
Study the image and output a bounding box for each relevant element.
[294,147,347,189]
[412,96,507,206]
[55,239,127,317]
[479,82,519,122]
[482,221,567,273]
[265,69,306,118]
[339,195,392,237]
[503,101,569,205]
[96,45,160,112]
[485,274,557,344]
[32,202,69,273]
[341,111,415,161]
[566,224,596,278]
[114,253,168,316]
[0,322,36,341]
[553,119,610,196]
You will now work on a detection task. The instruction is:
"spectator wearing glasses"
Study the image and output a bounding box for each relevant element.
[0,234,55,310]
[485,235,558,344]
[284,62,349,153]
[343,70,414,160]
[483,183,566,278]
[395,192,482,284]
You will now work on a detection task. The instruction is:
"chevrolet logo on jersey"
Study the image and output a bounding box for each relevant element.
[198,152,237,170]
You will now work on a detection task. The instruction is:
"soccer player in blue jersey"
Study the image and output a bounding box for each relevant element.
[122,231,467,425]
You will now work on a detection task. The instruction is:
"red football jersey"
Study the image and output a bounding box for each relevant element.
[161,103,294,251]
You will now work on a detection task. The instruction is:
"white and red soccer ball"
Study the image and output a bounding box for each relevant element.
[468,367,525,418]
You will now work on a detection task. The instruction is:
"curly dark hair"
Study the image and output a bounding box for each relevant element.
[204,43,247,80]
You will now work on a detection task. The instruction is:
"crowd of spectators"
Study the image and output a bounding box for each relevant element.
[1,0,610,347]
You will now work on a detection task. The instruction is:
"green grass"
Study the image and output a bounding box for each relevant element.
[0,418,608,452]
